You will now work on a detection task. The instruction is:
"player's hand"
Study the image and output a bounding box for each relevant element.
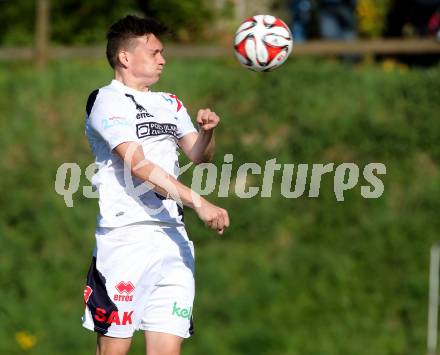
[195,198,229,235]
[196,108,220,131]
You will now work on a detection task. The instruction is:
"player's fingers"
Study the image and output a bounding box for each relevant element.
[196,109,207,125]
[223,209,230,228]
[200,113,219,130]
[201,116,210,126]
[216,213,225,232]
[207,113,219,124]
[210,217,219,231]
[205,213,217,229]
[199,108,213,120]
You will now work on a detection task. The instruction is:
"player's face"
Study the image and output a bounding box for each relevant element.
[128,34,166,86]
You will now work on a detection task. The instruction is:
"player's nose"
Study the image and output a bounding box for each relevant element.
[158,52,166,65]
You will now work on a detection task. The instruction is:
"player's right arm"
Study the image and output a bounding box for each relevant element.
[114,141,229,235]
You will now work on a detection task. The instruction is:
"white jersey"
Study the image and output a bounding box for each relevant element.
[85,80,197,227]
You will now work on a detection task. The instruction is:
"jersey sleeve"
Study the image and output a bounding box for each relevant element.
[162,93,197,139]
[176,105,198,139]
[88,91,137,150]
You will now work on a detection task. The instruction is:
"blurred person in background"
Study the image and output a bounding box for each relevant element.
[288,0,313,42]
[317,0,359,62]
[81,15,229,355]
[318,0,358,40]
[385,0,440,38]
[384,0,440,65]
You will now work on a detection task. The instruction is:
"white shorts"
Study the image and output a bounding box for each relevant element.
[82,223,195,339]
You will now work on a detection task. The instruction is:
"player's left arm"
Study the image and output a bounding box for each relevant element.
[178,108,219,164]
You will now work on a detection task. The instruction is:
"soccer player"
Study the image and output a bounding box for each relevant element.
[82,15,229,355]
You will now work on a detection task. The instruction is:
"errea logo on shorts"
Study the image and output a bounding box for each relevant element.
[114,281,134,302]
[172,302,192,320]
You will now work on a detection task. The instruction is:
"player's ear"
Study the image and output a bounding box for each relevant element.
[117,50,129,68]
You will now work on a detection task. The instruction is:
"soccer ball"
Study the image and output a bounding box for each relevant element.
[233,15,293,72]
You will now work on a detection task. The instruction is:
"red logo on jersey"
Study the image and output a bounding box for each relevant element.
[114,281,134,302]
[84,286,93,304]
[94,308,133,325]
[169,94,182,112]
[115,281,134,294]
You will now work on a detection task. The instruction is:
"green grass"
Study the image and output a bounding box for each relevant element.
[0,57,439,354]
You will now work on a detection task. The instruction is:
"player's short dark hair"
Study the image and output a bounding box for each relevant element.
[106,15,167,69]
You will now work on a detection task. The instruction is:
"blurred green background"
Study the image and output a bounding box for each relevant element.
[1,1,440,354]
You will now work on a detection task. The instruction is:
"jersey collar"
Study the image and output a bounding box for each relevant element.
[111,79,151,96]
